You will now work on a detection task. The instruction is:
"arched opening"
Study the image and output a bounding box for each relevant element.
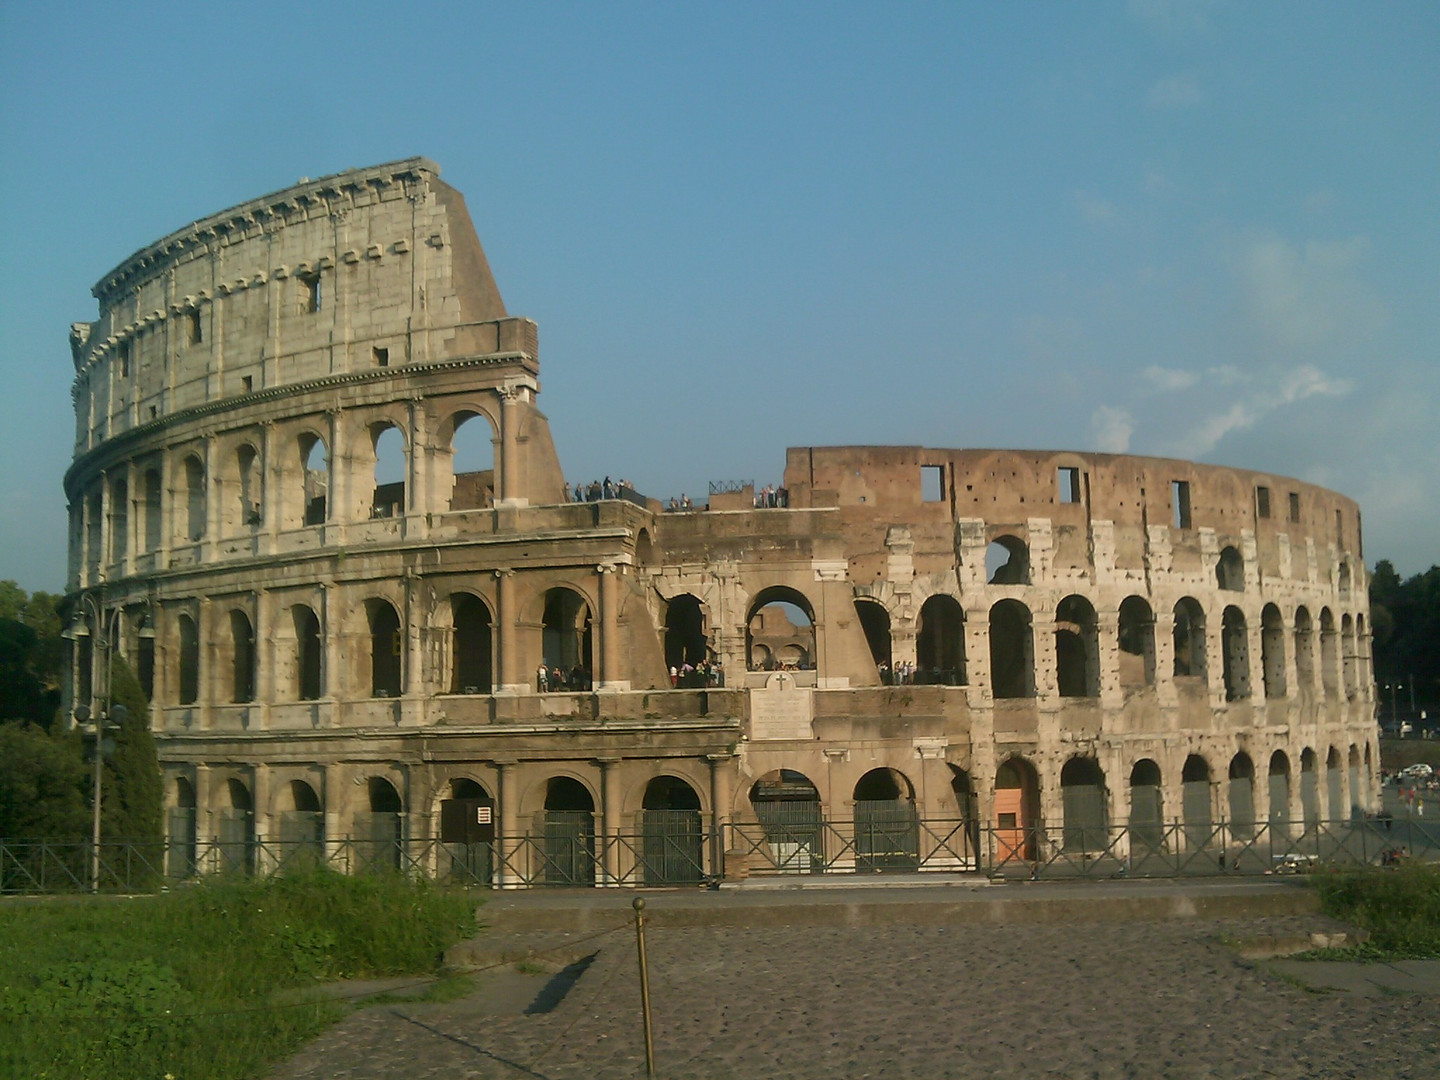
[143,468,163,551]
[542,588,593,689]
[1172,597,1207,680]
[1356,614,1369,689]
[183,455,206,542]
[1181,755,1213,849]
[746,587,815,671]
[1216,546,1245,591]
[450,594,493,694]
[664,594,708,678]
[1129,759,1164,852]
[300,434,328,526]
[986,536,1030,585]
[1300,748,1320,830]
[293,605,322,701]
[277,779,323,865]
[852,768,918,872]
[443,777,495,884]
[994,757,1040,862]
[1319,608,1339,698]
[1337,560,1352,599]
[235,444,260,532]
[1060,757,1108,852]
[854,599,892,679]
[916,595,965,685]
[1341,613,1357,699]
[1118,596,1156,688]
[370,423,406,519]
[167,776,198,878]
[989,599,1034,699]
[218,777,254,876]
[1227,753,1256,839]
[447,412,496,511]
[366,600,402,698]
[641,776,703,885]
[634,528,655,566]
[949,765,980,865]
[1055,595,1099,698]
[1293,606,1315,689]
[541,777,596,885]
[1348,744,1363,819]
[749,770,824,873]
[177,614,199,706]
[109,477,128,564]
[1261,604,1286,699]
[229,609,255,703]
[1326,747,1343,822]
[1221,606,1251,701]
[1268,751,1291,838]
[361,777,404,872]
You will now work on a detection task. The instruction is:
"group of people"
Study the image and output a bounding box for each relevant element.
[754,485,789,508]
[876,661,962,686]
[565,477,635,503]
[536,663,592,693]
[669,660,724,688]
[666,494,695,511]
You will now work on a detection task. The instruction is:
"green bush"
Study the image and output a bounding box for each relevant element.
[0,868,479,1079]
[1315,863,1440,957]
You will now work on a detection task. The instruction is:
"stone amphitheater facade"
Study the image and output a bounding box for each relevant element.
[62,158,1378,882]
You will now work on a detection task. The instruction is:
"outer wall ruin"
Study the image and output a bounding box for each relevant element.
[62,158,1378,881]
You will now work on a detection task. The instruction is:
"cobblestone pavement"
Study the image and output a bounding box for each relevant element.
[270,916,1440,1079]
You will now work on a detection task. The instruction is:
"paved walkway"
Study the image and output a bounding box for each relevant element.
[269,880,1440,1080]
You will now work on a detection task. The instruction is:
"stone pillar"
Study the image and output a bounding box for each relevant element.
[197,597,213,730]
[598,757,622,887]
[496,569,521,692]
[261,421,280,555]
[256,589,273,730]
[1096,609,1123,708]
[252,764,270,872]
[322,581,341,709]
[158,448,174,567]
[322,763,343,864]
[499,390,519,505]
[123,460,138,578]
[597,564,627,691]
[1032,611,1057,699]
[495,760,518,888]
[708,753,734,878]
[203,437,218,561]
[1154,610,1178,709]
[328,409,346,541]
[402,574,423,716]
[97,470,111,580]
[195,763,214,872]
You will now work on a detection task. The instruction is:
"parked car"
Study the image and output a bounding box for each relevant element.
[1400,763,1434,779]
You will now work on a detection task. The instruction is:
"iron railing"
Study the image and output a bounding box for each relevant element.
[2,815,1435,895]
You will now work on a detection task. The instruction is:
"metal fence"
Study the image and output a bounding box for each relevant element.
[3,816,1436,895]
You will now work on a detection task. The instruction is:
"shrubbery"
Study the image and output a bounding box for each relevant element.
[1315,863,1440,957]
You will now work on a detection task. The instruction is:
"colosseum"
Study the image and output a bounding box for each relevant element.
[62,157,1378,885]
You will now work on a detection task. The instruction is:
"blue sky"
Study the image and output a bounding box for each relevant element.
[1,1,1436,591]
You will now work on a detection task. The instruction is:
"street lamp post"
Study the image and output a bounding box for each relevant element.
[64,591,125,893]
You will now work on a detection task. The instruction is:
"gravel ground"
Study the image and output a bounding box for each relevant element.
[269,916,1440,1080]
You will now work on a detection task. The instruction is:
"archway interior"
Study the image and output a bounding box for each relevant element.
[643,775,701,811]
[451,593,493,694]
[542,588,592,683]
[1055,595,1098,698]
[367,601,402,697]
[855,599,892,674]
[1172,598,1207,680]
[664,594,707,671]
[302,435,329,525]
[989,600,1034,699]
[1221,606,1250,701]
[1217,546,1244,591]
[1129,758,1164,847]
[750,770,824,870]
[1228,753,1256,836]
[993,757,1039,860]
[986,537,1029,585]
[916,595,964,684]
[293,605,322,700]
[1117,596,1156,687]
[449,413,495,511]
[747,588,815,671]
[372,424,406,518]
[545,776,594,812]
[1181,754,1212,843]
[1060,757,1107,850]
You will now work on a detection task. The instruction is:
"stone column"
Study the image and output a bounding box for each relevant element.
[252,764,271,872]
[496,569,521,692]
[203,437,218,562]
[322,581,341,711]
[158,449,174,568]
[195,763,214,872]
[328,410,347,542]
[256,589,273,730]
[97,471,111,581]
[261,421,280,555]
[498,389,519,505]
[123,461,138,578]
[707,753,733,878]
[322,763,343,864]
[598,757,622,887]
[495,760,518,888]
[197,597,213,730]
[597,564,627,691]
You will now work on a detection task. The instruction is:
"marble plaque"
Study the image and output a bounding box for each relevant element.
[749,672,814,740]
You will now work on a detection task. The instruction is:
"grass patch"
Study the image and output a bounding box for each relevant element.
[0,868,479,1079]
[1313,863,1440,959]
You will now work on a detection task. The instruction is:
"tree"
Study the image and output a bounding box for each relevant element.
[102,656,163,842]
[0,724,89,840]
[0,582,64,729]
[1370,560,1440,717]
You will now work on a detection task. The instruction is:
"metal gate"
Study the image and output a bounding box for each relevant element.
[753,798,825,873]
[854,799,919,871]
[541,811,595,885]
[167,807,198,878]
[277,811,325,871]
[215,809,254,876]
[1062,784,1108,852]
[445,842,493,886]
[355,812,402,873]
[640,809,703,884]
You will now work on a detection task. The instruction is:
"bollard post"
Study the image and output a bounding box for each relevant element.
[633,897,656,1078]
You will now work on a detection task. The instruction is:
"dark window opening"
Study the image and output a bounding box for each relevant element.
[189,310,203,345]
[1221,606,1251,701]
[1060,757,1108,852]
[451,593,493,694]
[302,273,322,313]
[1262,604,1286,699]
[664,594,708,675]
[916,595,965,685]
[989,599,1034,699]
[302,435,328,526]
[542,588,593,687]
[986,536,1030,585]
[1172,597,1206,680]
[368,600,402,698]
[1058,467,1081,504]
[1216,545,1244,591]
[447,413,495,512]
[1054,595,1099,698]
[1117,596,1156,688]
[856,599,892,676]
[178,615,199,705]
[230,609,255,703]
[1228,754,1256,839]
[294,605,322,701]
[370,424,406,518]
[241,376,253,394]
[373,346,389,367]
[119,341,131,378]
[1256,486,1270,519]
[1171,480,1192,530]
[746,587,815,671]
[921,465,945,503]
[1288,491,1301,523]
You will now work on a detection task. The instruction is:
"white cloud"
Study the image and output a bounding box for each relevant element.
[1090,405,1135,452]
[1129,0,1217,36]
[1169,363,1353,457]
[1141,365,1199,391]
[1074,190,1117,224]
[1146,73,1204,110]
[1234,232,1387,349]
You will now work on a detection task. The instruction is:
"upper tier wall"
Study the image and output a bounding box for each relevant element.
[68,158,529,458]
